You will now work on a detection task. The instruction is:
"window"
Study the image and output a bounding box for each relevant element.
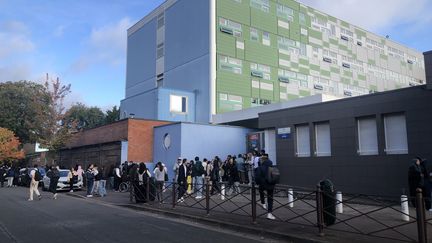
[250,28,259,41]
[219,55,242,74]
[250,63,271,80]
[357,117,378,155]
[156,43,164,59]
[384,114,408,154]
[262,32,270,46]
[296,124,310,157]
[170,95,187,113]
[157,13,164,29]
[236,40,244,50]
[277,4,294,22]
[315,122,331,156]
[299,12,306,25]
[219,17,242,37]
[250,0,269,13]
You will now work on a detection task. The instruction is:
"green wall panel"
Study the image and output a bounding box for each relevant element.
[217,31,236,56]
[216,71,250,97]
[217,0,250,25]
[251,9,277,34]
[244,40,278,67]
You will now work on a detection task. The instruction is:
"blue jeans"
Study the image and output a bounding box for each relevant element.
[87,179,94,196]
[98,180,107,197]
[194,176,203,197]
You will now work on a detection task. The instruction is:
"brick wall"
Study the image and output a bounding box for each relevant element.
[127,119,171,162]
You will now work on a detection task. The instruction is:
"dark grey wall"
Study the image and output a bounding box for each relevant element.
[259,86,432,196]
[424,51,432,90]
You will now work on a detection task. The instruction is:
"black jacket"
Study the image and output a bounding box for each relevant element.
[177,164,187,184]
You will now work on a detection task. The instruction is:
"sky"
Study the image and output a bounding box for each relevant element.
[0,0,431,110]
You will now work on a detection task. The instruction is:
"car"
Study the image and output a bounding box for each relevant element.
[42,169,83,191]
[18,167,47,187]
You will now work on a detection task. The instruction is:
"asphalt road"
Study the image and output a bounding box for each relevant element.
[0,187,266,243]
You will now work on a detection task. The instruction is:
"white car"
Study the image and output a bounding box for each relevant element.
[42,169,83,191]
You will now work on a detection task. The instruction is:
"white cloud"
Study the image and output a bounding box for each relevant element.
[0,64,32,82]
[0,20,35,59]
[70,17,132,73]
[299,0,432,33]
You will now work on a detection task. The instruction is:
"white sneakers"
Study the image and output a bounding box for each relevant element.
[86,195,93,198]
[53,193,57,200]
[266,213,276,220]
[260,203,267,210]
[177,197,184,203]
[195,196,203,199]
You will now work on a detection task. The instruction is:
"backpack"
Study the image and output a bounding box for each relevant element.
[195,162,205,176]
[34,170,42,181]
[266,166,280,185]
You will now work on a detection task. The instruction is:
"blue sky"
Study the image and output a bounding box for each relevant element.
[0,0,431,110]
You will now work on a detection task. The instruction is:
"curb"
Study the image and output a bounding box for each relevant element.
[118,204,326,243]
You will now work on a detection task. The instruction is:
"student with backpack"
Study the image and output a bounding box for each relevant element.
[255,154,280,220]
[192,157,205,199]
[28,164,42,201]
[47,166,60,200]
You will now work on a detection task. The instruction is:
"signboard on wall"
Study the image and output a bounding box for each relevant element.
[277,127,291,139]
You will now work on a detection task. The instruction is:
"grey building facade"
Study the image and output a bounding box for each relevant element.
[259,84,432,196]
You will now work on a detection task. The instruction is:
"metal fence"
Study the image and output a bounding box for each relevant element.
[129,178,431,243]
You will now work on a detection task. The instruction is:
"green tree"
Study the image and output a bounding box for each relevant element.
[38,75,71,151]
[64,103,106,131]
[105,105,120,124]
[0,81,51,144]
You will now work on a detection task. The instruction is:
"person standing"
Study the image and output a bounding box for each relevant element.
[256,154,276,220]
[47,166,60,200]
[210,157,221,195]
[153,162,165,203]
[68,167,78,192]
[173,157,182,183]
[28,165,42,201]
[76,165,84,183]
[6,164,14,187]
[113,163,122,192]
[193,157,205,199]
[93,165,101,196]
[98,167,107,197]
[0,164,6,188]
[85,164,95,197]
[177,159,188,202]
[237,154,246,184]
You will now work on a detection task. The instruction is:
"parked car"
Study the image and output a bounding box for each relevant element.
[42,169,83,191]
[18,167,46,187]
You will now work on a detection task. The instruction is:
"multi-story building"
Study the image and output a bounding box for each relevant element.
[120,0,426,123]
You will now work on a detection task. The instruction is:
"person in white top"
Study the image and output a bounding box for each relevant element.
[113,163,122,192]
[28,165,42,201]
[153,162,166,203]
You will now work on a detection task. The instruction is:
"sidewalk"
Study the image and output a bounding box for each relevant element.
[66,187,429,243]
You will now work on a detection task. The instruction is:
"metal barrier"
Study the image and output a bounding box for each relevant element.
[129,178,431,242]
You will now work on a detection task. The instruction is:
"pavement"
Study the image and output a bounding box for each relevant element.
[65,184,432,243]
[0,186,282,243]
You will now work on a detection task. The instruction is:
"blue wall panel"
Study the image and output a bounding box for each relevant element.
[126,18,156,90]
[120,90,157,119]
[153,123,182,181]
[157,88,195,122]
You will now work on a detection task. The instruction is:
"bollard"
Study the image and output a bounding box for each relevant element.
[288,188,294,208]
[316,184,325,236]
[172,181,176,209]
[336,191,343,214]
[206,178,210,216]
[415,188,427,243]
[401,195,409,222]
[251,182,257,224]
[221,183,225,200]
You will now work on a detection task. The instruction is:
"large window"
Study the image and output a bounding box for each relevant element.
[219,55,242,74]
[296,124,310,157]
[170,95,187,114]
[276,4,294,22]
[315,122,331,156]
[219,17,242,37]
[384,114,408,154]
[357,117,378,155]
[250,0,269,12]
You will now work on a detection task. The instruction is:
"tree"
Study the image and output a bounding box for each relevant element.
[64,103,106,131]
[0,81,51,144]
[0,127,25,162]
[38,74,71,151]
[105,105,120,124]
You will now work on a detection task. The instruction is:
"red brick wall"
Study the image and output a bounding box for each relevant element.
[65,120,128,148]
[127,119,171,162]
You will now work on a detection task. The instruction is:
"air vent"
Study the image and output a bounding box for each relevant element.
[407,59,413,64]
[341,35,349,41]
[342,63,351,68]
[314,84,323,90]
[357,41,362,46]
[323,57,332,63]
[278,77,289,83]
[220,27,233,35]
[251,71,263,78]
[343,90,352,96]
[409,82,417,87]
